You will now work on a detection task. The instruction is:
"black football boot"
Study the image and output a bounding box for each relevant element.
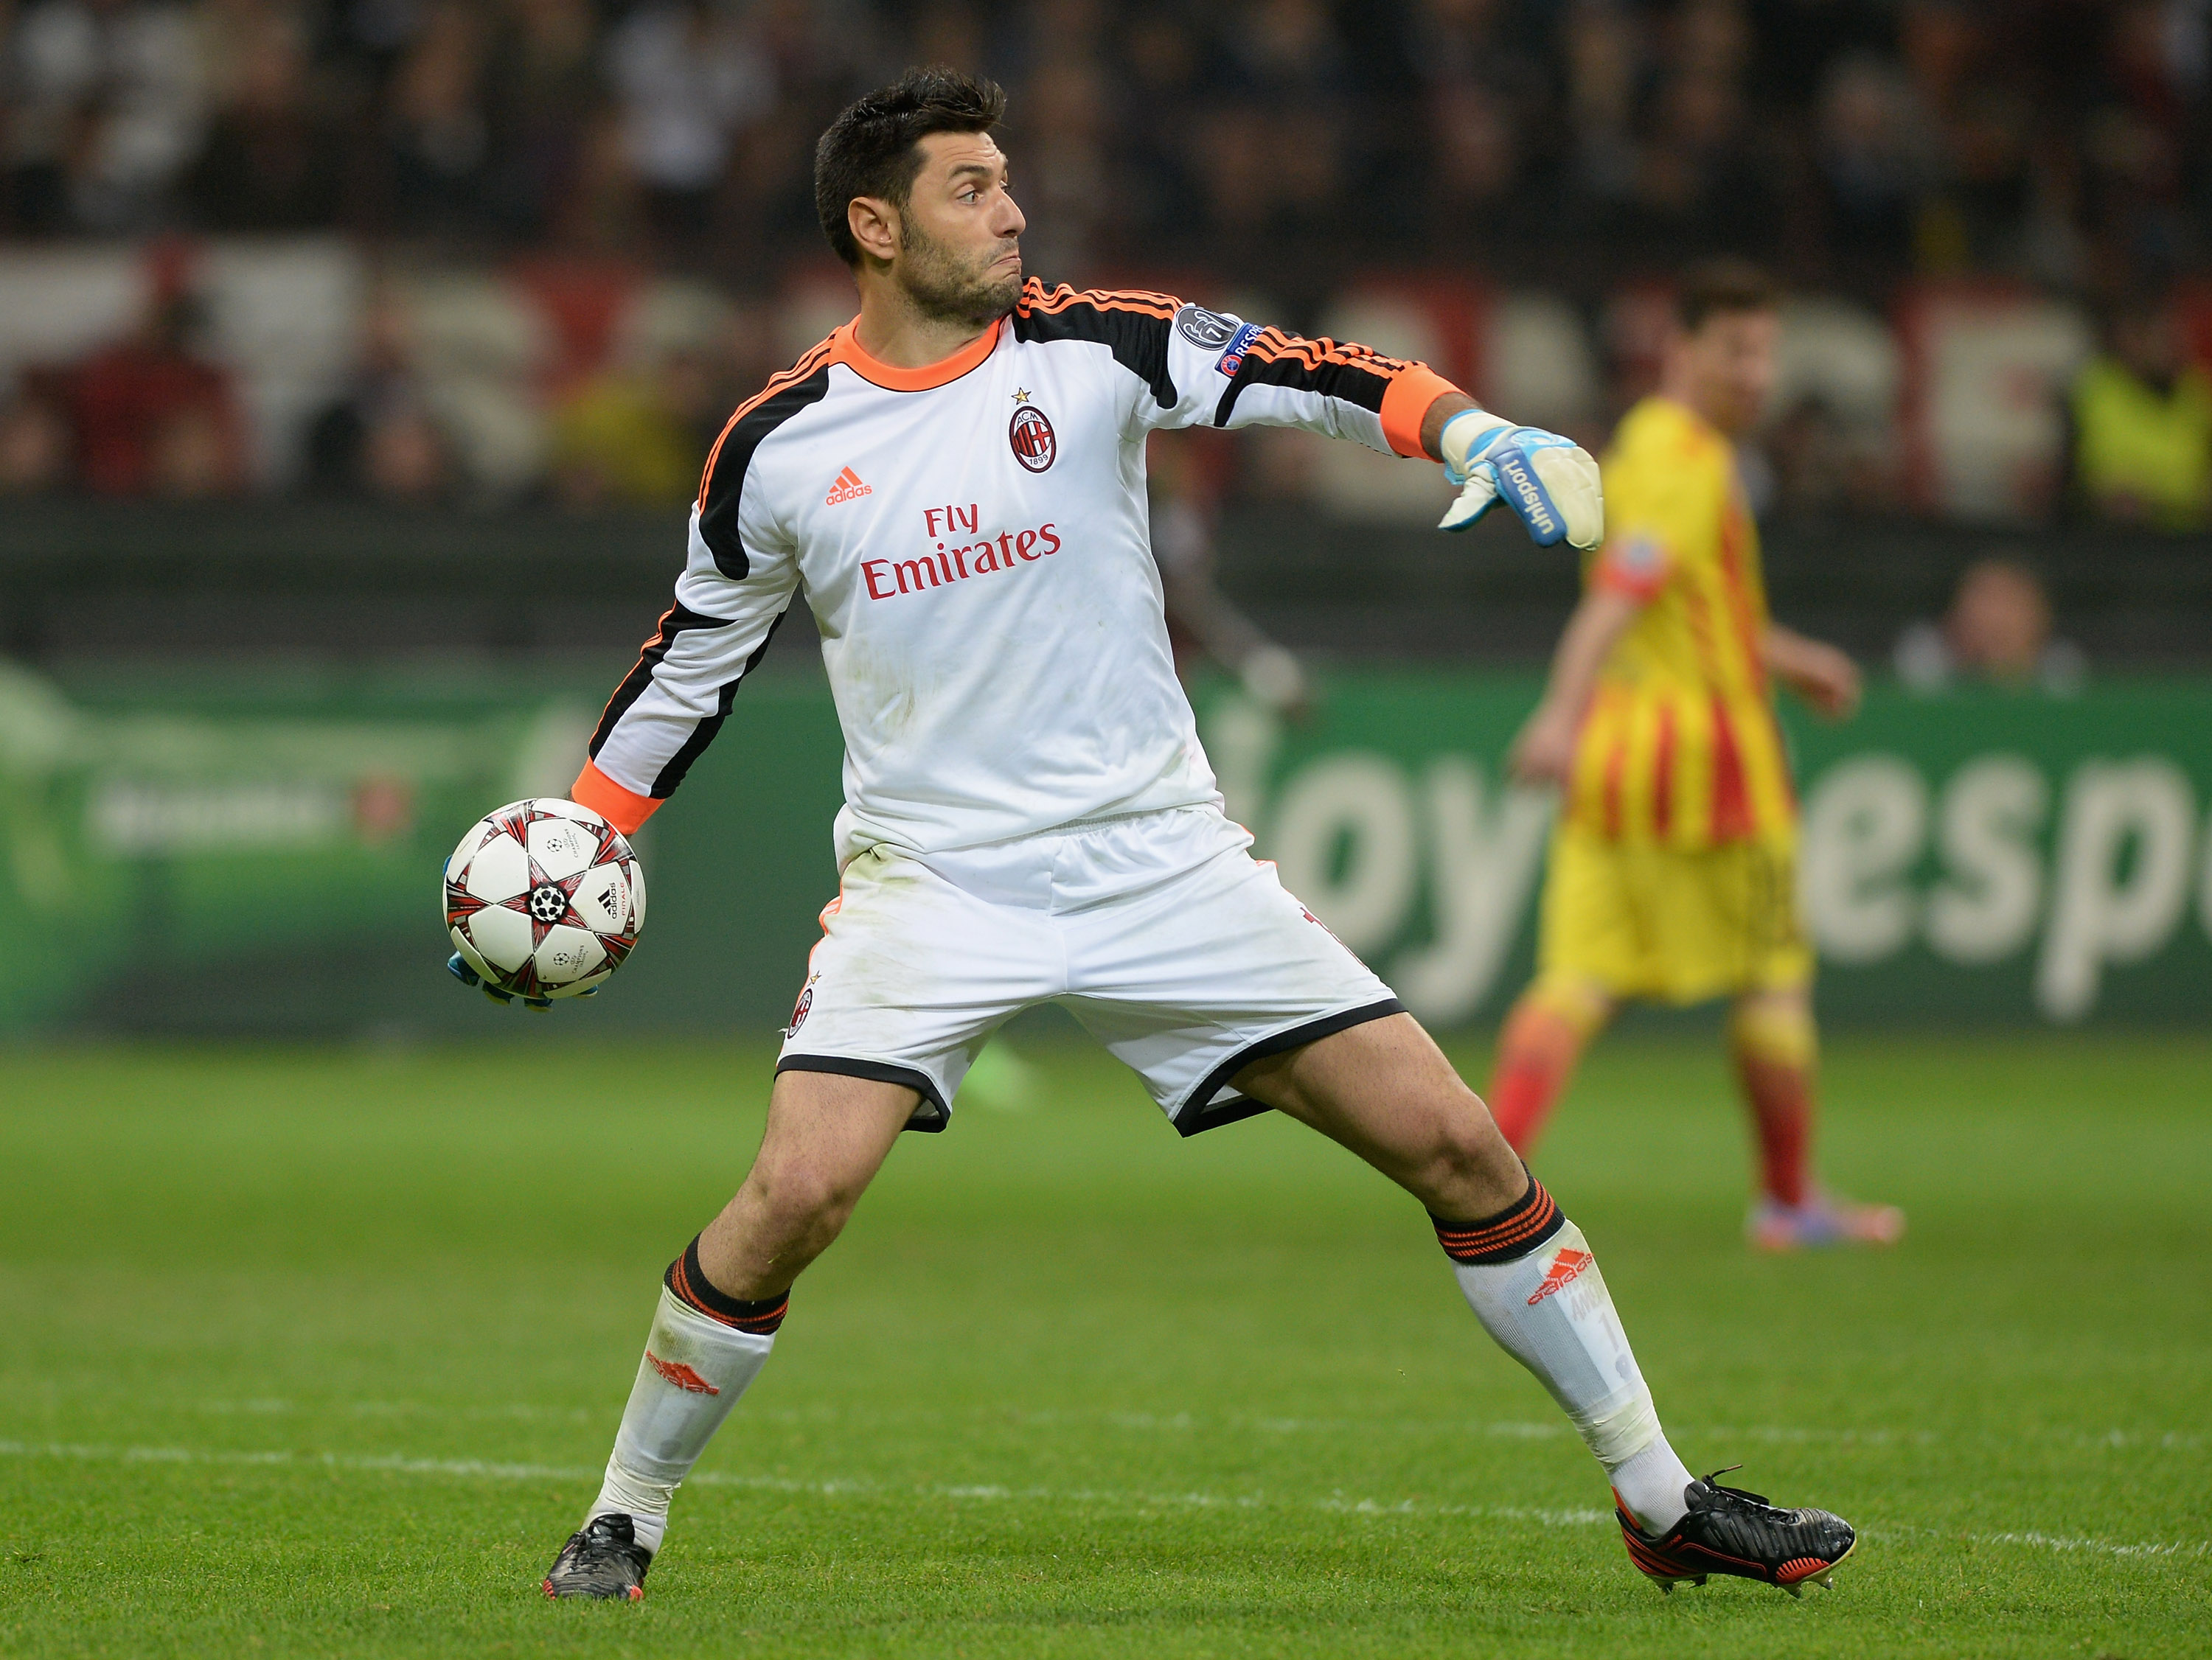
[542,1513,653,1601]
[1617,1468,1856,1596]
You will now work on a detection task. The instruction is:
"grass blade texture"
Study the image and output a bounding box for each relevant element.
[1,1033,2206,1657]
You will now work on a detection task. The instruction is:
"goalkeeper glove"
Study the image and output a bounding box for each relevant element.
[1437,411,1604,549]
[445,950,594,1011]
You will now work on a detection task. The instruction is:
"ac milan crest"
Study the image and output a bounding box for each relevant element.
[1009,403,1056,472]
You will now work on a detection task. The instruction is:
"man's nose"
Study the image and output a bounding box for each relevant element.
[995,195,1026,239]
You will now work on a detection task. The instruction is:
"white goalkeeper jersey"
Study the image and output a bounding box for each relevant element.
[574,280,1455,864]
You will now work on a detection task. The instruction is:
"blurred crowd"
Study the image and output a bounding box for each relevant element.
[4,0,2206,295]
[4,241,2211,533]
[3,0,2212,527]
[0,251,788,504]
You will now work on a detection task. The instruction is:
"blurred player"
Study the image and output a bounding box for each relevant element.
[1486,262,1904,1253]
[510,73,1856,1603]
[1149,430,1312,716]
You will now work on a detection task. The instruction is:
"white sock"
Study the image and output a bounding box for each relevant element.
[1439,1185,1693,1533]
[585,1283,778,1554]
[1607,1437,1697,1534]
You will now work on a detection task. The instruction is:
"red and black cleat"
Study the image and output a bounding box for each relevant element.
[543,1512,652,1601]
[1618,1468,1856,1597]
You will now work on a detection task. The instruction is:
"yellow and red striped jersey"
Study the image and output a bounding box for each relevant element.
[1565,396,1795,851]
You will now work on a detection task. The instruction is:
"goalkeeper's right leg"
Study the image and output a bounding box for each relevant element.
[543,1070,916,1600]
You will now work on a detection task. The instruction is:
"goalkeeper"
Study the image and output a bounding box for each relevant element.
[499,70,1858,1608]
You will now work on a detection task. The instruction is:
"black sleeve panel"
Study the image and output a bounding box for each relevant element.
[586,599,737,759]
[1211,329,1399,428]
[1010,284,1179,408]
[648,607,790,796]
[696,352,835,580]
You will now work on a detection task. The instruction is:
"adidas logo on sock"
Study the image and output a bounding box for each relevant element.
[645,1350,720,1394]
[826,466,872,504]
[1526,1246,1593,1305]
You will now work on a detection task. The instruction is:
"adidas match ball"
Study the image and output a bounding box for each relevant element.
[444,799,645,1000]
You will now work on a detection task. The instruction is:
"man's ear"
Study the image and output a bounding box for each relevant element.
[848,196,899,265]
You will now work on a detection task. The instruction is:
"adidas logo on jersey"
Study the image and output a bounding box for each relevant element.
[1526,1246,1593,1305]
[826,467,873,504]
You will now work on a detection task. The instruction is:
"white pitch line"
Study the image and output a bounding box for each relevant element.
[145,1401,2208,1451]
[1860,1521,2212,1561]
[1,1440,2202,1563]
[0,1440,1588,1529]
[1972,1531,2211,1560]
[0,1440,604,1485]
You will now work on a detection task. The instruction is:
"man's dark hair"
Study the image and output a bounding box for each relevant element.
[814,67,1007,267]
[1676,259,1778,333]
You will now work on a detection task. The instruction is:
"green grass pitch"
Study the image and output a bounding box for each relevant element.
[1,1031,2207,1658]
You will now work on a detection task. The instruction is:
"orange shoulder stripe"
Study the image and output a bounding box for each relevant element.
[1021,282,1180,318]
[1027,296,1180,320]
[1244,333,1415,372]
[696,335,839,510]
[1079,285,1180,306]
[1235,328,1457,457]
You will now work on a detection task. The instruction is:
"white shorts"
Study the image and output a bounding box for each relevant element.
[776,806,1401,1135]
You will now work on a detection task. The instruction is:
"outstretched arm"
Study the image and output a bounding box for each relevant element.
[1124,295,1601,548]
[1764,624,1862,719]
[1508,587,1643,785]
[572,507,799,835]
[1419,391,1484,459]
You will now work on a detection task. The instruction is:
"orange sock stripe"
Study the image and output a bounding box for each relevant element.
[1432,1179,1565,1263]
[663,1242,789,1334]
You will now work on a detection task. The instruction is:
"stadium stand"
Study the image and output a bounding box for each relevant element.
[4,1,2198,285]
[1,1,2207,662]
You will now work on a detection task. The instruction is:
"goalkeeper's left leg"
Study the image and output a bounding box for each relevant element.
[1234,1011,1705,1538]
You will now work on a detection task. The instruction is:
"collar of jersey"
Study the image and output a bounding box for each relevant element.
[1647,392,1728,450]
[830,317,1004,391]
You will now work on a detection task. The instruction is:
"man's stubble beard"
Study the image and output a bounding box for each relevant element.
[897,218,1023,329]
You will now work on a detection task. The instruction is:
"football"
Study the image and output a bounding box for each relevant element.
[443,799,645,1004]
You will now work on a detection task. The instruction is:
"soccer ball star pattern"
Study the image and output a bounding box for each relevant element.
[445,798,645,1002]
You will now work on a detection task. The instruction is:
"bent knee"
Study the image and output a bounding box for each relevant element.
[749,1165,866,1241]
[1418,1095,1521,1191]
